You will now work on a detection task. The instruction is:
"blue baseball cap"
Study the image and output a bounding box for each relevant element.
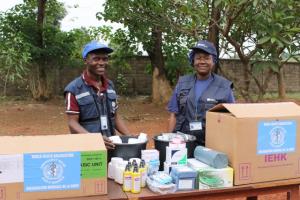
[190,40,217,56]
[82,40,113,59]
[188,40,218,65]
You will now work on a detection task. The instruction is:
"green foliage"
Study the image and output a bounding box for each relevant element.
[248,92,300,101]
[0,6,33,94]
[254,0,300,45]
[1,0,299,99]
[99,0,201,85]
[0,35,31,95]
[0,1,57,76]
[254,0,300,64]
[115,73,129,95]
[0,0,94,96]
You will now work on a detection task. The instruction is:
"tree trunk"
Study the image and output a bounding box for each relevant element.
[147,27,172,104]
[277,65,286,99]
[151,67,173,104]
[208,0,220,74]
[29,0,51,101]
[37,0,46,48]
[275,49,286,100]
[29,63,53,101]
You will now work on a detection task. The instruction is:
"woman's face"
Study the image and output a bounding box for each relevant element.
[193,51,214,78]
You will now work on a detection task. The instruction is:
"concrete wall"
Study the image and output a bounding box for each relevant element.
[219,59,300,92]
[105,58,300,95]
[2,57,300,96]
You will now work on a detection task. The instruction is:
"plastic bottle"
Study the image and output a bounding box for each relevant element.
[132,159,137,168]
[133,163,138,171]
[139,159,147,187]
[122,164,132,192]
[131,165,141,193]
[127,161,132,171]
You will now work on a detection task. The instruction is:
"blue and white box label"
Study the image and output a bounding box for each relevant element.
[24,152,81,192]
[257,120,297,154]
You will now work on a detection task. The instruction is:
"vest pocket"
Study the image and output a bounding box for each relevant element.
[107,92,117,115]
[77,95,99,121]
[178,89,190,113]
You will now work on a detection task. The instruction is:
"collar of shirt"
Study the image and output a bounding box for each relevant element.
[194,73,214,81]
[82,70,108,93]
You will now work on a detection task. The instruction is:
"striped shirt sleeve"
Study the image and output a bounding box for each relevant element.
[65,92,80,114]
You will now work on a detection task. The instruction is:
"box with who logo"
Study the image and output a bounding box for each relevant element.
[0,134,107,200]
[206,102,300,185]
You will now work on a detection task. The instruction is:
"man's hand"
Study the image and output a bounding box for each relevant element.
[103,136,115,150]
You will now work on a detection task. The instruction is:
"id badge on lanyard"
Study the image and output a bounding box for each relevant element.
[190,96,202,131]
[100,115,108,130]
[189,121,202,131]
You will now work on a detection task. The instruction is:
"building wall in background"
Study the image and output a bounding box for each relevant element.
[2,57,300,97]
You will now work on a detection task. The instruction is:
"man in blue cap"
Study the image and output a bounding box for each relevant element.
[167,40,235,146]
[64,41,130,149]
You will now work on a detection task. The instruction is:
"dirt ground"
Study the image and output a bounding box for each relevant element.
[0,96,169,148]
[0,96,298,200]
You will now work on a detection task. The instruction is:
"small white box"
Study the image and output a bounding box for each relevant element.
[165,146,187,166]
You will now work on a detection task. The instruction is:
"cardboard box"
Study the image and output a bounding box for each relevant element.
[206,102,300,185]
[0,134,107,200]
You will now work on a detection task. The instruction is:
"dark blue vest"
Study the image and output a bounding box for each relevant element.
[64,76,117,137]
[175,73,233,145]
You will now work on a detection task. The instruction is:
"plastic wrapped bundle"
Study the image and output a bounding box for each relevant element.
[193,146,228,169]
[146,172,176,194]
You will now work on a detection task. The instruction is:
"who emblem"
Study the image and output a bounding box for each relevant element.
[269,126,286,148]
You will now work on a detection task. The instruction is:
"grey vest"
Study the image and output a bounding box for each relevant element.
[64,76,117,137]
[175,73,233,145]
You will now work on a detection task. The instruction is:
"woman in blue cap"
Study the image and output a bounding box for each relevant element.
[167,40,235,146]
[64,41,130,149]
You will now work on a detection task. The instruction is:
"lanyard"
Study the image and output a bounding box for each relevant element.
[195,97,200,121]
[88,87,108,117]
[194,86,200,121]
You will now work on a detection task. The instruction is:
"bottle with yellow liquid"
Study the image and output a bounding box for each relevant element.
[122,164,132,192]
[131,165,141,193]
[139,159,147,187]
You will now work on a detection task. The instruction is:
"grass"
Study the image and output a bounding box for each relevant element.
[261,92,300,100]
[235,92,300,103]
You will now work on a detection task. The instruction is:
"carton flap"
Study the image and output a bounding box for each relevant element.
[209,102,300,118]
[0,134,106,154]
